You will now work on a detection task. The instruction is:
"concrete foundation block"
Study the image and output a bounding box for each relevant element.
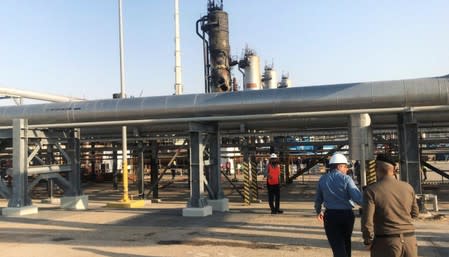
[2,205,38,217]
[61,195,89,210]
[424,194,439,212]
[182,206,213,217]
[208,198,229,212]
[106,199,146,209]
[41,198,61,204]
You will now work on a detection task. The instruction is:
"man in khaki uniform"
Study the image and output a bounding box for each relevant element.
[361,154,419,257]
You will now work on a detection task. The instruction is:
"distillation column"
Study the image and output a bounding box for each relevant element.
[198,0,233,92]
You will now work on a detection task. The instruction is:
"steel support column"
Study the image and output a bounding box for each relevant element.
[398,112,422,194]
[90,143,96,181]
[208,125,223,200]
[150,140,159,199]
[137,144,145,198]
[112,143,118,190]
[188,130,206,208]
[46,143,55,199]
[8,119,31,207]
[66,128,81,196]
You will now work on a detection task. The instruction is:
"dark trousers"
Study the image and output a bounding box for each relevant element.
[324,209,355,257]
[267,184,280,212]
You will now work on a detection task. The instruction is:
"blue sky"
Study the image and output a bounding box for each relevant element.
[0,0,448,103]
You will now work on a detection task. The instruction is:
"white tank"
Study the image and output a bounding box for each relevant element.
[262,65,278,89]
[278,73,292,88]
[240,48,261,90]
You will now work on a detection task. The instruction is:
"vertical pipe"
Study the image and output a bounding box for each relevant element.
[121,127,129,202]
[118,0,129,202]
[174,0,183,95]
[360,146,367,188]
[349,113,373,188]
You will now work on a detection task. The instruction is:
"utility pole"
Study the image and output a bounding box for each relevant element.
[174,0,183,95]
[118,0,129,202]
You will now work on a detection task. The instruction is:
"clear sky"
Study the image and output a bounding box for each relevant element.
[0,0,448,103]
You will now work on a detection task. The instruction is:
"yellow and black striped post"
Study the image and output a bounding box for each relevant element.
[242,162,251,205]
[366,160,377,185]
[250,160,258,202]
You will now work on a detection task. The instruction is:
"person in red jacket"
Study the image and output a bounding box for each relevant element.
[267,153,283,214]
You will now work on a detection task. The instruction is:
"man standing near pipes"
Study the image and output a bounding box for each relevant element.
[314,153,363,257]
[361,154,419,257]
[266,153,283,214]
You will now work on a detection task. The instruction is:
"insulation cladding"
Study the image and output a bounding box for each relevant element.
[239,48,262,90]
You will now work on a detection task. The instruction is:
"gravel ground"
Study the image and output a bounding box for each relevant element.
[0,178,447,257]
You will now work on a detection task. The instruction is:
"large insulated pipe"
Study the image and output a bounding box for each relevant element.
[201,1,232,92]
[349,113,374,188]
[349,113,374,161]
[0,76,448,126]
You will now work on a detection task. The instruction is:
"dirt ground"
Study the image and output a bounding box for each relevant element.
[0,176,448,257]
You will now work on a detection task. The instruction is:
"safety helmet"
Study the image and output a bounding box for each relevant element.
[270,153,278,159]
[329,153,349,164]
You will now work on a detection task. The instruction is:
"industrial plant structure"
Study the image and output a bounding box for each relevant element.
[0,0,447,217]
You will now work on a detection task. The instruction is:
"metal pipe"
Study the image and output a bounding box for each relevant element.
[0,76,448,126]
[0,87,84,102]
[196,16,210,93]
[0,105,446,131]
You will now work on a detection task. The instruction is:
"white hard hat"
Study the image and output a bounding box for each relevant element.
[329,153,349,164]
[270,153,278,159]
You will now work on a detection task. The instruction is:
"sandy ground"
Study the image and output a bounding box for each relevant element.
[0,177,448,257]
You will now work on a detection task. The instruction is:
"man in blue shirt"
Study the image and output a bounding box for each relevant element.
[314,153,363,257]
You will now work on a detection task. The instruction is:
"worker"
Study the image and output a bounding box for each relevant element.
[314,152,362,257]
[296,156,302,174]
[171,160,177,181]
[267,153,283,214]
[361,153,419,257]
[422,166,428,181]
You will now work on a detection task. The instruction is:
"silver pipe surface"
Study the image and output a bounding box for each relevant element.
[0,76,448,126]
[23,106,409,128]
[0,105,437,130]
[0,87,84,102]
